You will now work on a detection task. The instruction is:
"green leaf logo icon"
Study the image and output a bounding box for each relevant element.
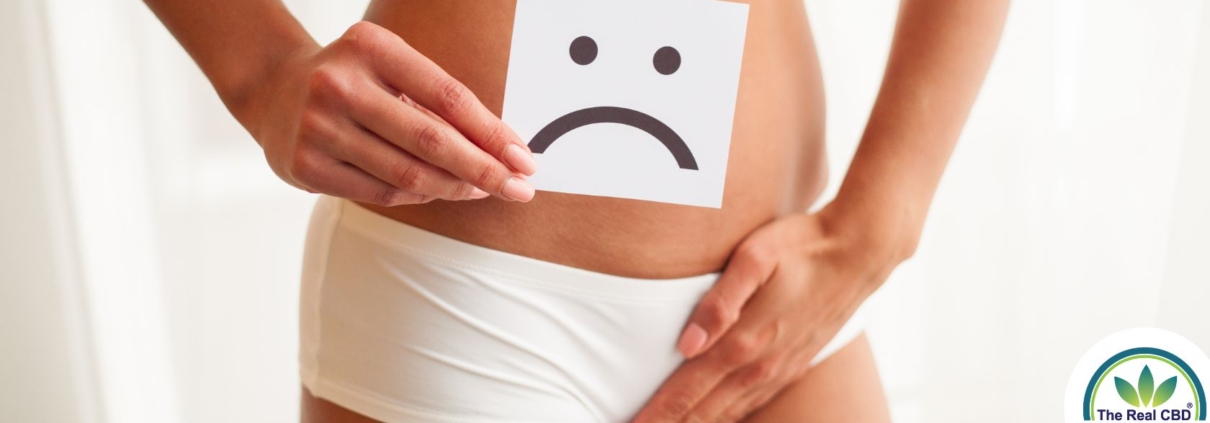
[1140,366,1154,406]
[1115,365,1180,408]
[1116,376,1141,407]
[1153,377,1178,407]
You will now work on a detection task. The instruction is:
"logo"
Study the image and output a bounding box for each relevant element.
[1066,328,1210,421]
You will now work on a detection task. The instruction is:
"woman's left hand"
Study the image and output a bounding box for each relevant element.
[631,210,907,423]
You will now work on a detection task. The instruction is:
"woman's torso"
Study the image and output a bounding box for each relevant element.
[359,0,826,279]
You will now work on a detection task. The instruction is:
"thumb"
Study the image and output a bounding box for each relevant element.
[676,245,776,359]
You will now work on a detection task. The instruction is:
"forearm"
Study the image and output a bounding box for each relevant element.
[143,0,318,126]
[824,0,1011,262]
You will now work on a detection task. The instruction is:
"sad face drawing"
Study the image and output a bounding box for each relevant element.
[502,0,749,207]
[528,36,699,170]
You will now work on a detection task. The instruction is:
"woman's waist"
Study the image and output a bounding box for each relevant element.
[359,200,743,279]
[361,148,825,279]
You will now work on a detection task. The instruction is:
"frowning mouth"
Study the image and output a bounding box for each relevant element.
[527,106,698,170]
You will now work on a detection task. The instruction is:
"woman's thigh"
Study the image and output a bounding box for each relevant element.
[301,388,379,423]
[742,334,891,423]
[300,334,890,423]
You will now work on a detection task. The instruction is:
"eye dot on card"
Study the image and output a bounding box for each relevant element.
[653,46,681,75]
[569,36,598,65]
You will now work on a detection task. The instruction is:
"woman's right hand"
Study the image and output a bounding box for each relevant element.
[243,21,536,205]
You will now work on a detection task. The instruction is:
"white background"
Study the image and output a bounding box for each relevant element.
[2,0,1209,422]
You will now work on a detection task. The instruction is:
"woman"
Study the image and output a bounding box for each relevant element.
[144,0,1009,422]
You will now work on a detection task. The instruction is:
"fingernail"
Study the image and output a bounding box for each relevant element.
[503,144,537,176]
[468,187,490,199]
[501,177,535,202]
[677,323,708,358]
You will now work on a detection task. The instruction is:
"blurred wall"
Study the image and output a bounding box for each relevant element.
[1157,0,1210,348]
[0,0,98,422]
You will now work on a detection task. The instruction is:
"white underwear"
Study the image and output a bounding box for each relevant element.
[299,196,866,423]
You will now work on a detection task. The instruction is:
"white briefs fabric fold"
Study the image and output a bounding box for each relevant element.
[299,195,865,423]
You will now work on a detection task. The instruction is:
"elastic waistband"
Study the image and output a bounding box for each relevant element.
[329,197,719,303]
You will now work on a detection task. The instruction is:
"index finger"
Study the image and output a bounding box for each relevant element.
[635,284,783,423]
[351,23,535,176]
[677,246,775,358]
[351,89,534,202]
[630,357,731,423]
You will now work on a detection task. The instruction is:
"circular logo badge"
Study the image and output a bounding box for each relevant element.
[1066,328,1210,421]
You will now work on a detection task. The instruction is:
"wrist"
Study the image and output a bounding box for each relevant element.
[816,194,923,272]
[223,39,321,138]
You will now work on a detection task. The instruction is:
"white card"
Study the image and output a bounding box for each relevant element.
[502,0,749,208]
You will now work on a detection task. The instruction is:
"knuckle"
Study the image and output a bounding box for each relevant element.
[309,66,353,103]
[345,21,375,37]
[342,21,382,50]
[391,162,426,192]
[721,407,749,423]
[432,77,471,115]
[288,149,319,182]
[449,182,475,199]
[473,162,498,190]
[658,393,696,419]
[738,242,774,266]
[411,123,450,157]
[748,252,776,272]
[722,334,763,366]
[741,359,778,388]
[373,187,403,206]
[297,109,326,137]
[480,122,510,152]
[699,295,738,330]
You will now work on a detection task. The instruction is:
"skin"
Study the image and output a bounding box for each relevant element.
[300,335,890,423]
[143,0,1008,421]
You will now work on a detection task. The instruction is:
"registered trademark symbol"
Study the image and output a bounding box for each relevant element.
[1190,402,1195,409]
